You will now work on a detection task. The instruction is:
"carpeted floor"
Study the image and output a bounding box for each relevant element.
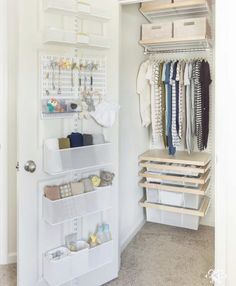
[106,223,214,286]
[0,264,17,286]
[0,223,214,286]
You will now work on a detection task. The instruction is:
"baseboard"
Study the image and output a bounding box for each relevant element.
[7,252,17,264]
[120,219,145,253]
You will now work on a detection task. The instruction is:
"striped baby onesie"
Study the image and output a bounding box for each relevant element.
[193,60,203,150]
[171,61,181,148]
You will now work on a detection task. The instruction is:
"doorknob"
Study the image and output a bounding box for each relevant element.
[24,160,37,173]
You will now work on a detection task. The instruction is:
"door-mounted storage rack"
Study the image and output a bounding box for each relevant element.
[138,149,211,230]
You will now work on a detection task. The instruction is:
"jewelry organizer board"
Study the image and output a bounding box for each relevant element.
[36,1,119,285]
[148,50,215,227]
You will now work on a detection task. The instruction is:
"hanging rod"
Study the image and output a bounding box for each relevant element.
[144,47,212,55]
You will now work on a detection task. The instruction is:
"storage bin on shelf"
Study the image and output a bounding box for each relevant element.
[140,196,210,230]
[43,186,112,225]
[141,22,173,41]
[146,188,202,210]
[44,142,112,175]
[43,240,113,286]
[174,17,211,40]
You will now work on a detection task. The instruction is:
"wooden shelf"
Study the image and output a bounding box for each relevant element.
[139,160,211,174]
[139,37,212,53]
[139,178,210,196]
[139,196,210,217]
[139,168,211,185]
[140,0,210,22]
[139,150,211,167]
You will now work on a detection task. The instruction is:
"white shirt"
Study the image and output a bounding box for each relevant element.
[137,60,151,127]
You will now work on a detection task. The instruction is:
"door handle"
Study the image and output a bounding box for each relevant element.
[24,160,37,173]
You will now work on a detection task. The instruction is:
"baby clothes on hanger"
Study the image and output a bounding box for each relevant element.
[184,62,194,154]
[193,60,203,150]
[148,61,161,145]
[166,62,176,155]
[160,63,167,148]
[137,57,211,155]
[200,60,212,150]
[171,61,181,148]
[137,60,152,127]
[179,61,186,142]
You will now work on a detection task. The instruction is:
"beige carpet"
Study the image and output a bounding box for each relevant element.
[106,223,214,286]
[0,264,16,286]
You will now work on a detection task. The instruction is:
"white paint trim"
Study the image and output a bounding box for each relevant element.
[120,219,145,253]
[8,253,17,264]
[0,0,9,265]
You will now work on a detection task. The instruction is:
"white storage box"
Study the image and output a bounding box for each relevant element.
[43,186,112,225]
[142,23,173,41]
[77,33,89,44]
[63,30,77,43]
[89,240,113,270]
[44,141,112,175]
[43,247,89,286]
[44,0,77,12]
[146,189,202,210]
[146,208,200,230]
[174,17,211,39]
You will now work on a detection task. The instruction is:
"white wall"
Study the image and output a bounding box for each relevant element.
[7,0,18,263]
[119,4,149,250]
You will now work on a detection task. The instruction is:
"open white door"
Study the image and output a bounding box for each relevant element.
[17,0,120,285]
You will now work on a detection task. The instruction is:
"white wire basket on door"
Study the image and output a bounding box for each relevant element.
[44,142,113,175]
[43,186,112,225]
[43,240,113,286]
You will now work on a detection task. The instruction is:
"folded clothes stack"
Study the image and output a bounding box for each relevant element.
[58,132,106,149]
[44,170,115,201]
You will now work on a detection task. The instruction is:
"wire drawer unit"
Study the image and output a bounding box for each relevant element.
[138,150,211,230]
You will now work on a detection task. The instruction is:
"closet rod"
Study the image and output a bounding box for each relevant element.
[144,47,212,55]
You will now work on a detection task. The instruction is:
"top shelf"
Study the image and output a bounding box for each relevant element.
[140,0,211,22]
[139,149,211,167]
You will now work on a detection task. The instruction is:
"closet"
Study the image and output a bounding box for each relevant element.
[119,0,215,237]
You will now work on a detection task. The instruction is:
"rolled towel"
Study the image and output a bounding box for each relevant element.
[92,134,105,145]
[68,132,84,148]
[44,186,61,201]
[58,138,71,149]
[83,134,93,146]
[71,181,85,196]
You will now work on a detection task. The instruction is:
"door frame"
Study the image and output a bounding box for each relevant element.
[0,0,9,265]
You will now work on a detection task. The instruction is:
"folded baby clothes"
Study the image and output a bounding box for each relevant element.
[80,178,94,193]
[58,138,71,149]
[92,134,105,145]
[71,181,85,196]
[83,134,93,146]
[68,132,84,148]
[59,184,73,199]
[44,186,61,201]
